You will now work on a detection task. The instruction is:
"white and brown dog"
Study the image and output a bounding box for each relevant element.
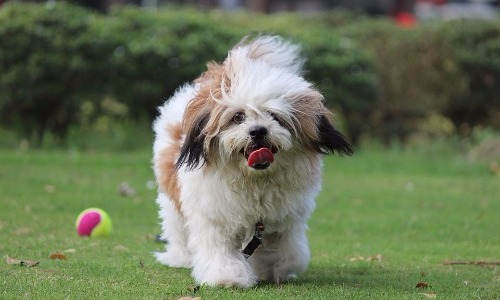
[153,35,352,288]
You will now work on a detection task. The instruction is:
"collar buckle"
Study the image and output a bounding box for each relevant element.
[242,221,265,258]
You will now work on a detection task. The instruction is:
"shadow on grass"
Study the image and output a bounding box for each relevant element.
[290,264,416,292]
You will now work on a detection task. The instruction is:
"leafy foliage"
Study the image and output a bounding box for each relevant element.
[0,3,110,145]
[436,20,500,132]
[0,2,498,147]
[332,18,500,143]
[101,7,242,120]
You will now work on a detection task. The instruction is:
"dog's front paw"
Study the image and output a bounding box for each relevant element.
[197,271,258,289]
[192,256,257,288]
[155,247,191,268]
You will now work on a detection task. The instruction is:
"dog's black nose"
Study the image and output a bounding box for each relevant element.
[249,126,268,139]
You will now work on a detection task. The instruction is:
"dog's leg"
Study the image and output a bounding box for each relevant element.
[154,193,191,268]
[187,218,258,288]
[254,223,310,284]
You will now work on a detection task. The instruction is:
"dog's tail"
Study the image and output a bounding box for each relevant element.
[229,35,305,75]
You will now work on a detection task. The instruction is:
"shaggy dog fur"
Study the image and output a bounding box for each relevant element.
[153,35,352,288]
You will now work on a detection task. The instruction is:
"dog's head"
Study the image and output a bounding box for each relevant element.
[176,35,353,172]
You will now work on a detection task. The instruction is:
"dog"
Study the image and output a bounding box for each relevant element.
[152,35,353,288]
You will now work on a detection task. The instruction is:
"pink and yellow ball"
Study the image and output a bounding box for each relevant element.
[76,208,112,237]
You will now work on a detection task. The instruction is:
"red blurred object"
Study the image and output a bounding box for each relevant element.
[395,12,417,28]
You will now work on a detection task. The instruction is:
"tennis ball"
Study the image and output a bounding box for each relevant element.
[76,208,112,237]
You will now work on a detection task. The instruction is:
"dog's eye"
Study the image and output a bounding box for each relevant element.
[232,112,245,124]
[269,112,283,124]
[269,111,291,131]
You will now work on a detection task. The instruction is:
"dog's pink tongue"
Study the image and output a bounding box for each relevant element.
[247,147,274,168]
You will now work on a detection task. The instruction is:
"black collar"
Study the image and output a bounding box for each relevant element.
[242,221,265,258]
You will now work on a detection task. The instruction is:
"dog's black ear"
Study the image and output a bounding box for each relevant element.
[313,114,353,156]
[176,112,210,170]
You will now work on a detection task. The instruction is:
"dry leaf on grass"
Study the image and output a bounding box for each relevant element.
[117,181,136,197]
[443,260,500,266]
[177,297,201,300]
[45,185,56,193]
[419,292,437,299]
[368,254,383,261]
[349,255,365,262]
[416,282,431,288]
[186,285,200,293]
[5,256,22,265]
[349,254,383,262]
[49,252,67,260]
[23,260,39,267]
[113,245,129,252]
[5,255,39,267]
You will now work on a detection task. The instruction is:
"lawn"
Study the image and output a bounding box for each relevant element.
[0,146,498,299]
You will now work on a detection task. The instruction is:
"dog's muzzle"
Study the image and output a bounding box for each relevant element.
[241,145,277,170]
[241,126,277,170]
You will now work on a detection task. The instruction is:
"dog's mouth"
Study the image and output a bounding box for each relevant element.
[241,145,277,170]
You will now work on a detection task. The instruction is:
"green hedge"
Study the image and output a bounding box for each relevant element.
[0,2,110,144]
[339,18,500,143]
[437,20,500,133]
[0,2,498,147]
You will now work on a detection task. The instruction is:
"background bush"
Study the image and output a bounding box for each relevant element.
[437,20,500,133]
[0,1,498,149]
[338,20,468,143]
[0,2,111,145]
[339,18,500,144]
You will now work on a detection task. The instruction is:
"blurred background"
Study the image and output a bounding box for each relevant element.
[0,0,499,157]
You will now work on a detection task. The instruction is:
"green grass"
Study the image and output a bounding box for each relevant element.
[0,147,498,299]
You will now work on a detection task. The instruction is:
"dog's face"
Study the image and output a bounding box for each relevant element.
[217,106,291,170]
[176,37,352,172]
